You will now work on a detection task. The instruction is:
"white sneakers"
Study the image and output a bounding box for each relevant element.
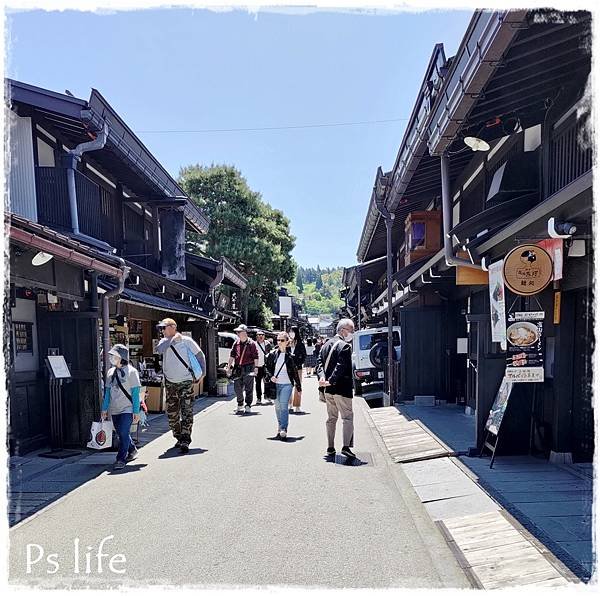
[237,405,244,413]
[294,407,301,413]
[279,430,287,439]
[245,405,251,413]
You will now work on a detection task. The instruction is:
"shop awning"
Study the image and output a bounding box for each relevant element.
[100,281,214,321]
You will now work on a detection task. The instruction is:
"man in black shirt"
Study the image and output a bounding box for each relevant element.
[316,318,356,459]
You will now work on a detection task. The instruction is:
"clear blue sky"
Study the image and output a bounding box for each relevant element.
[7,8,472,268]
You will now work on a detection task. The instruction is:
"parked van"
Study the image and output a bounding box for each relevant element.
[352,326,401,396]
[217,331,238,368]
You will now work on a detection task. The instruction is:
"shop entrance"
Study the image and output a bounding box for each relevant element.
[37,310,102,448]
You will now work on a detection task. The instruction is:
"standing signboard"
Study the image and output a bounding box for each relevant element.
[481,379,514,468]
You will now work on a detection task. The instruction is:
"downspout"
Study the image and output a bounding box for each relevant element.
[102,258,130,377]
[441,153,483,270]
[65,121,109,236]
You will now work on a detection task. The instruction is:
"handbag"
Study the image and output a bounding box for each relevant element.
[87,420,114,450]
[231,342,249,379]
[169,344,202,382]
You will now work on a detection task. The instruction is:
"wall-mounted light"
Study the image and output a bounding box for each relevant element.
[464,136,490,152]
[31,251,53,266]
[548,217,577,239]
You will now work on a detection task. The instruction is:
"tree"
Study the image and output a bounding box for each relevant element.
[315,273,323,291]
[296,270,304,293]
[179,164,296,327]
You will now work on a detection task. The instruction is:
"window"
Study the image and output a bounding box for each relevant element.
[14,322,33,353]
[359,332,400,351]
[409,222,426,250]
[36,137,55,167]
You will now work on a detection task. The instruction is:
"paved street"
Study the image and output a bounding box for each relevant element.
[9,377,468,589]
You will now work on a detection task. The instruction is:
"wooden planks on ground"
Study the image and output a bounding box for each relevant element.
[367,406,455,463]
[438,510,574,589]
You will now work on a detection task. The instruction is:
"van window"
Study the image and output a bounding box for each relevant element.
[218,336,235,349]
[359,332,400,351]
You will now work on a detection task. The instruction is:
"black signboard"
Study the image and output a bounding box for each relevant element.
[505,311,544,383]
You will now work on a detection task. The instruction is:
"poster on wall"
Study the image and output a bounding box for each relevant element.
[485,378,514,435]
[537,238,564,281]
[505,311,545,383]
[488,260,507,350]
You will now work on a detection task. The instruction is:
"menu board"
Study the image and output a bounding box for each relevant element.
[46,355,71,379]
[505,311,544,383]
[485,379,513,435]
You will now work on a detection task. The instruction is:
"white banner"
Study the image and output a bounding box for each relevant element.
[488,260,507,350]
[279,296,292,317]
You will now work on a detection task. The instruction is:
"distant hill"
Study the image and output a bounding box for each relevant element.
[284,266,344,316]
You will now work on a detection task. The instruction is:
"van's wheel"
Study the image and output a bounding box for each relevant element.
[353,379,363,396]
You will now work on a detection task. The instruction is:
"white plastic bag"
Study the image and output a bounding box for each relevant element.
[87,420,114,450]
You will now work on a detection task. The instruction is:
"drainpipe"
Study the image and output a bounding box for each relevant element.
[441,153,483,270]
[65,122,109,236]
[102,258,130,377]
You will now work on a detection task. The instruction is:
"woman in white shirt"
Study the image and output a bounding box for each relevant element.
[264,332,302,441]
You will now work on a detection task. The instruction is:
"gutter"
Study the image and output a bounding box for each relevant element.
[64,121,109,238]
[9,226,123,278]
[102,258,130,377]
[441,154,482,270]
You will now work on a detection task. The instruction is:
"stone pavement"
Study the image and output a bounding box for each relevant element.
[8,397,218,527]
[8,377,469,589]
[398,401,595,581]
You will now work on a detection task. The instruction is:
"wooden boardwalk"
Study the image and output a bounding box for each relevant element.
[437,510,576,589]
[366,405,579,589]
[367,406,456,463]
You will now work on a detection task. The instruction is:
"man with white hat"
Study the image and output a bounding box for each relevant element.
[227,324,259,414]
[156,318,206,453]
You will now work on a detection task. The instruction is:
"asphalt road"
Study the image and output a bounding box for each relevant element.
[9,376,469,589]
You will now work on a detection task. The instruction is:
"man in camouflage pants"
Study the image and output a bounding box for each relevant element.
[156,318,206,453]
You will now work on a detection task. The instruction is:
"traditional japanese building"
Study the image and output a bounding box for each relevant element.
[350,9,593,463]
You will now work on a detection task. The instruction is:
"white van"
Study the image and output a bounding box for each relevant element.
[352,326,401,396]
[217,332,238,368]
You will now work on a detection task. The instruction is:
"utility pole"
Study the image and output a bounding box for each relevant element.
[374,167,395,407]
[357,266,362,330]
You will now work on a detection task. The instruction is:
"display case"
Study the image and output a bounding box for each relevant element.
[404,210,442,266]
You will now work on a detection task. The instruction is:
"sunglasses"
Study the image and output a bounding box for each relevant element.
[277,339,288,343]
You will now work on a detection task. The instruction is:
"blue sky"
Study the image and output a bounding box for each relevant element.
[7,8,472,268]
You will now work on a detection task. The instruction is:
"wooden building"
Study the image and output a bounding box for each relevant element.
[350,10,593,463]
[5,79,245,454]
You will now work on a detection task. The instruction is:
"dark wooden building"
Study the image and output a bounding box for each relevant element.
[350,10,593,463]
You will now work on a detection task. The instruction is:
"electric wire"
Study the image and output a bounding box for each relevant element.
[135,117,410,134]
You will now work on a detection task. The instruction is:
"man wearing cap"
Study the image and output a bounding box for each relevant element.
[254,331,272,405]
[156,318,206,453]
[227,324,259,414]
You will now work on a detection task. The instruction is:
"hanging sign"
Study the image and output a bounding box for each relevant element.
[537,238,564,281]
[503,244,553,296]
[488,260,507,350]
[45,355,72,379]
[505,311,544,383]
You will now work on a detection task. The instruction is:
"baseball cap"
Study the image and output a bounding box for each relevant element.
[156,317,177,329]
[234,324,248,333]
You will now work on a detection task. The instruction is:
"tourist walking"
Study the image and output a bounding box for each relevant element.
[289,325,306,413]
[264,331,302,441]
[316,318,356,460]
[254,330,272,405]
[227,324,259,414]
[305,337,316,377]
[156,318,206,453]
[101,344,141,470]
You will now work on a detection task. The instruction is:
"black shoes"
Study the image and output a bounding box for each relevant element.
[341,446,356,459]
[126,448,139,462]
[175,440,182,449]
[180,444,189,454]
[326,448,336,457]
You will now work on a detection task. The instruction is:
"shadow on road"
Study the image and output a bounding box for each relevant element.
[106,463,148,475]
[322,455,368,467]
[158,448,209,459]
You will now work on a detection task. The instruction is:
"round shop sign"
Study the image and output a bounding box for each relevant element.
[503,244,553,296]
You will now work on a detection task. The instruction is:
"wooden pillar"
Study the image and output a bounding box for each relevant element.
[550,290,575,461]
[205,323,218,395]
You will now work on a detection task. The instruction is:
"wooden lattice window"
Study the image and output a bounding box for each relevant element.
[14,322,33,353]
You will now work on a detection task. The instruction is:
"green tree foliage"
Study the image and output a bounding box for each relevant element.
[179,164,296,327]
[296,270,304,293]
[293,266,344,316]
